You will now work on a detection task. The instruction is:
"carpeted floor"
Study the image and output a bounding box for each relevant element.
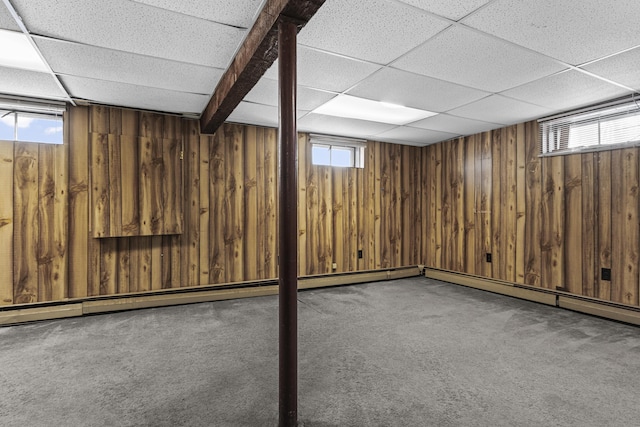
[1,277,639,426]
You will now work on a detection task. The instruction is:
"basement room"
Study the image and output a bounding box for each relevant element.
[1,0,640,426]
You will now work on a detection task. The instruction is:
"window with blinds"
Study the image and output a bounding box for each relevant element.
[539,97,640,155]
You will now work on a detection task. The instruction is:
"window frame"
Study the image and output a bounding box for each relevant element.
[309,134,366,168]
[539,97,640,157]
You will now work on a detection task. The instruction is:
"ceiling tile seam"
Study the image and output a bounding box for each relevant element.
[2,0,75,105]
[381,24,454,68]
[253,74,341,96]
[376,65,493,97]
[56,71,214,97]
[576,43,640,68]
[572,68,637,94]
[31,34,229,72]
[74,98,195,118]
[127,0,250,30]
[296,43,396,68]
[385,0,459,24]
[454,0,500,22]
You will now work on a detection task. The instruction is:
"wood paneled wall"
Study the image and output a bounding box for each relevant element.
[2,104,638,308]
[0,105,422,305]
[425,121,639,307]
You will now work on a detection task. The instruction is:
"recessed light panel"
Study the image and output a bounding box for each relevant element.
[312,94,437,125]
[0,29,48,72]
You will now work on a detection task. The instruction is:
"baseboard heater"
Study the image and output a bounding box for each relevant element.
[425,268,640,327]
[0,266,420,326]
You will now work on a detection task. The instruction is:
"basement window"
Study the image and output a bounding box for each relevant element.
[310,134,365,168]
[539,97,640,156]
[0,98,65,144]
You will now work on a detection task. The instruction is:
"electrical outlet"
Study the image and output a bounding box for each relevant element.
[332,262,337,270]
[486,253,492,263]
[601,268,611,281]
[358,250,363,259]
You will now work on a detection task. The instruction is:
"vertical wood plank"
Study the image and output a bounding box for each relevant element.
[68,107,89,298]
[474,136,484,275]
[181,119,199,286]
[0,141,14,305]
[391,144,402,267]
[305,162,319,274]
[91,133,110,237]
[117,238,130,293]
[365,141,376,270]
[524,121,541,287]
[265,128,278,278]
[210,131,225,284]
[139,136,153,235]
[332,166,344,272]
[464,136,476,275]
[515,123,526,284]
[564,154,583,295]
[52,142,68,300]
[434,142,443,269]
[480,132,492,278]
[298,133,308,276]
[491,130,502,279]
[504,126,517,282]
[319,164,333,273]
[162,137,182,234]
[597,151,612,300]
[378,143,390,268]
[199,134,210,285]
[38,145,55,302]
[150,235,162,290]
[244,126,258,281]
[452,138,465,272]
[401,145,412,266]
[347,167,358,271]
[224,124,244,283]
[14,144,39,304]
[107,134,122,236]
[100,238,117,295]
[426,145,435,268]
[582,152,597,298]
[120,135,139,235]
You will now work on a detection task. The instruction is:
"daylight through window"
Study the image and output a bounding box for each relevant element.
[539,97,640,155]
[0,98,65,144]
[310,134,365,168]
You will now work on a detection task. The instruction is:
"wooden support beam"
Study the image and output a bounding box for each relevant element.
[200,0,325,134]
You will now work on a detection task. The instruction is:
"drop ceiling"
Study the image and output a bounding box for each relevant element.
[1,0,639,146]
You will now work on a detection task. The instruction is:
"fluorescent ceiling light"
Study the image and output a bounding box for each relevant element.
[312,94,437,125]
[0,29,49,72]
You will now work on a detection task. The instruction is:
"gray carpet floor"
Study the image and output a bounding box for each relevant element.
[1,277,640,426]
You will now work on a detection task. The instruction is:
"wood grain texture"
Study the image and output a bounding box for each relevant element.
[298,133,308,275]
[13,143,39,304]
[68,107,89,298]
[597,151,612,301]
[504,126,517,282]
[224,124,244,283]
[523,121,541,287]
[582,153,597,298]
[515,123,526,284]
[564,154,583,295]
[464,136,476,275]
[0,141,14,305]
[209,132,225,283]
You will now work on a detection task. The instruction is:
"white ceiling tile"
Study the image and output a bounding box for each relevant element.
[298,113,396,139]
[130,0,263,28]
[0,66,66,99]
[501,70,631,112]
[374,126,458,146]
[397,0,491,21]
[244,77,337,111]
[408,114,502,135]
[582,47,640,92]
[11,0,245,67]
[347,67,488,112]
[462,0,640,65]
[227,102,278,128]
[298,0,450,64]
[35,36,222,94]
[227,101,311,128]
[0,3,20,31]
[60,75,209,114]
[392,26,567,92]
[264,47,380,92]
[446,95,551,125]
